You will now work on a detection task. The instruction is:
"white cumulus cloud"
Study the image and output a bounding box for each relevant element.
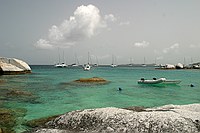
[34,39,53,49]
[35,4,115,49]
[104,14,117,22]
[134,41,150,48]
[163,43,180,53]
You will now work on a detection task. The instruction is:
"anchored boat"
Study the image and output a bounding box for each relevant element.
[138,78,181,85]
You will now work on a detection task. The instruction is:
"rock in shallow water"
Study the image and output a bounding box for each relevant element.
[60,77,109,88]
[74,77,108,83]
[29,104,200,133]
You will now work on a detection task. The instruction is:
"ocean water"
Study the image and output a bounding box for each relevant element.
[0,65,200,131]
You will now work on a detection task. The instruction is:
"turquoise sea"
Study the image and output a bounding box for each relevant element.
[1,65,200,132]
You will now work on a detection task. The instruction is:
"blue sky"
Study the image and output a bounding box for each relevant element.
[0,0,200,65]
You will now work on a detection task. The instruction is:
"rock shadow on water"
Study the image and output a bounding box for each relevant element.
[59,77,110,89]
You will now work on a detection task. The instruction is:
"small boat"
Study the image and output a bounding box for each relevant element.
[138,78,181,85]
[138,78,165,84]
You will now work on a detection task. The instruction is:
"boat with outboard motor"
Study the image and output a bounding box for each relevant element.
[138,78,165,84]
[138,78,181,85]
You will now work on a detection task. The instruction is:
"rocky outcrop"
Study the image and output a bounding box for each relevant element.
[29,103,200,133]
[0,57,31,75]
[60,77,109,88]
[74,77,108,83]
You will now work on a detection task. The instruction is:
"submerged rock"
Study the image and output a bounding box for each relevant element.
[0,108,16,133]
[6,90,32,97]
[0,57,31,75]
[29,104,200,133]
[5,89,40,104]
[0,108,27,133]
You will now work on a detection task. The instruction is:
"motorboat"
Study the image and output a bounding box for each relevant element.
[138,78,165,84]
[138,78,181,85]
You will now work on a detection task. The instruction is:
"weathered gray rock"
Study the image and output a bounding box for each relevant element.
[30,103,200,133]
[0,57,31,75]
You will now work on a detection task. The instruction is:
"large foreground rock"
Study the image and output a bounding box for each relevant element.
[30,104,200,133]
[0,57,31,75]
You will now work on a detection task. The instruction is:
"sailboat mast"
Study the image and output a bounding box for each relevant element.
[96,56,99,65]
[58,48,60,64]
[63,51,65,63]
[88,52,90,64]
[112,55,114,65]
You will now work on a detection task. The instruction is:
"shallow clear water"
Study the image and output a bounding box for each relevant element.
[1,65,200,131]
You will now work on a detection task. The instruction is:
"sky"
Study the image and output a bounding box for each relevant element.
[0,0,200,65]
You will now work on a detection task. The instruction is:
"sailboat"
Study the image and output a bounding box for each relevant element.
[55,63,67,68]
[83,52,91,71]
[141,57,147,67]
[55,51,67,68]
[71,54,79,67]
[129,57,134,66]
[93,56,99,67]
[111,55,117,68]
[83,63,91,71]
[154,58,159,67]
